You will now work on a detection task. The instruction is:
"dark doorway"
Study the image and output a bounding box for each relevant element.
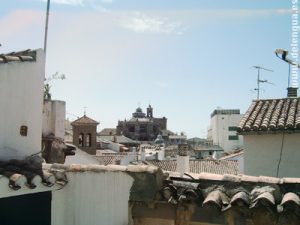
[0,191,51,225]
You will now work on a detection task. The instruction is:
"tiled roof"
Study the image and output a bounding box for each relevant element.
[0,49,36,63]
[237,98,300,133]
[46,163,300,222]
[162,172,300,217]
[0,156,66,196]
[97,135,139,144]
[98,128,116,136]
[147,160,239,175]
[219,151,244,160]
[94,154,127,165]
[71,115,99,125]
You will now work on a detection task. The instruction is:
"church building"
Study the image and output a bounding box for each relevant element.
[116,105,167,141]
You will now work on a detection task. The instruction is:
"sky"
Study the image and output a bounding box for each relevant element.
[0,0,297,138]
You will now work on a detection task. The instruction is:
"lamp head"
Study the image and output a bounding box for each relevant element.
[275,49,288,60]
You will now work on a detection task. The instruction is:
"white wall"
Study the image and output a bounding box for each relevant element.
[64,148,100,165]
[108,142,120,152]
[43,100,66,139]
[52,170,134,225]
[244,133,300,177]
[0,49,45,160]
[209,114,244,152]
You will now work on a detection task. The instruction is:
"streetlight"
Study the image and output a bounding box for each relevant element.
[275,48,300,97]
[275,49,300,68]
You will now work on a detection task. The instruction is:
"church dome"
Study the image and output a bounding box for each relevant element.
[136,107,142,113]
[132,106,146,118]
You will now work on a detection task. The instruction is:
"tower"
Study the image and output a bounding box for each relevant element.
[147,104,153,118]
[71,114,99,155]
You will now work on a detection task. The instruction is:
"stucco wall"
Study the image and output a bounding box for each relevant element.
[43,100,66,139]
[52,170,134,225]
[244,133,300,177]
[0,49,44,160]
[209,114,244,152]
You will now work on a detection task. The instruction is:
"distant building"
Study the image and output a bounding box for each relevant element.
[207,108,244,151]
[116,105,167,141]
[98,128,117,136]
[238,97,300,177]
[97,135,139,152]
[71,114,99,155]
[168,134,187,145]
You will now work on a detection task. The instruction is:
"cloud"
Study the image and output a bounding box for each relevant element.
[121,12,183,34]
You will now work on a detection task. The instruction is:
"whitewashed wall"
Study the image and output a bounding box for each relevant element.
[209,114,244,152]
[0,49,44,160]
[108,142,120,152]
[64,148,100,165]
[244,133,300,177]
[43,100,66,139]
[52,170,134,225]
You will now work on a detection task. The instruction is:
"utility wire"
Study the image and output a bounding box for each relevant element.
[276,132,285,177]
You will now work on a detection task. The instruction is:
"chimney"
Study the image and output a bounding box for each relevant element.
[287,87,298,97]
[140,146,146,161]
[176,144,189,176]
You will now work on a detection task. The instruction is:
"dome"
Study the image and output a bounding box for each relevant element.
[154,134,164,144]
[136,107,142,113]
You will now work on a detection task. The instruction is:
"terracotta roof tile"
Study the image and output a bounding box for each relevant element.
[0,157,66,196]
[161,173,300,215]
[147,160,239,175]
[71,115,99,125]
[0,49,36,63]
[238,98,300,133]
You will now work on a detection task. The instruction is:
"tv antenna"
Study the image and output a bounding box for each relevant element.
[252,66,274,99]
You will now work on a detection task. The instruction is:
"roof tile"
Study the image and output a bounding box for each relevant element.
[238,98,300,133]
[71,115,99,125]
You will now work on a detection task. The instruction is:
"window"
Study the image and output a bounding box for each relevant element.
[140,125,147,133]
[228,135,239,140]
[129,126,135,132]
[79,133,84,147]
[86,133,92,147]
[228,126,237,131]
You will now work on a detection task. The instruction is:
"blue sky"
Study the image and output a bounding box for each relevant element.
[0,0,297,138]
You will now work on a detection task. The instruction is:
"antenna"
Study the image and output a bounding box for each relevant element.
[44,0,50,55]
[252,66,274,99]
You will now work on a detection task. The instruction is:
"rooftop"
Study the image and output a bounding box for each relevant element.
[211,109,240,118]
[0,49,37,63]
[71,115,99,126]
[98,128,117,136]
[238,98,300,134]
[0,156,66,198]
[146,159,239,175]
[97,135,139,144]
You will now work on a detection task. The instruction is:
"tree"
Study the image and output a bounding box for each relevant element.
[44,72,66,100]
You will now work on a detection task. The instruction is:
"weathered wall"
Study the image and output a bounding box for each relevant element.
[0,49,44,160]
[52,170,134,225]
[43,100,66,139]
[73,124,98,154]
[244,133,300,177]
[208,114,244,152]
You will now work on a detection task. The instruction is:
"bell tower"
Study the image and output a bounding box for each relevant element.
[147,104,153,118]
